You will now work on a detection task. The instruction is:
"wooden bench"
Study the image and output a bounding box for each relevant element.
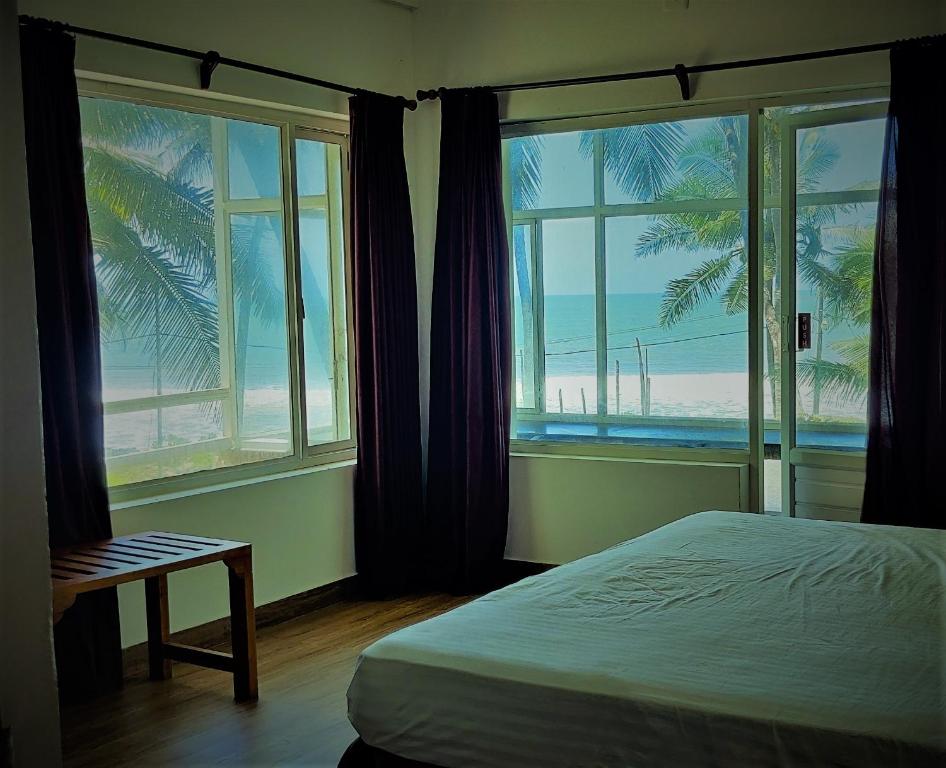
[51,531,257,702]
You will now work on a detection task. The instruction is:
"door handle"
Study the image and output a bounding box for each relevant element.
[797,313,812,350]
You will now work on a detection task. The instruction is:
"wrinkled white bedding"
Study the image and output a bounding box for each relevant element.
[348,511,946,767]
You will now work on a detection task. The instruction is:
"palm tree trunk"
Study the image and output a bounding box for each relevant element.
[763,298,781,420]
[512,226,535,406]
[812,290,825,416]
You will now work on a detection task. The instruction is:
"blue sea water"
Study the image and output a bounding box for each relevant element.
[521,290,853,379]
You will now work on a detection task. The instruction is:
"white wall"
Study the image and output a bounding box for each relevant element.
[17,0,418,648]
[0,0,63,765]
[111,466,355,646]
[508,455,747,563]
[409,0,943,561]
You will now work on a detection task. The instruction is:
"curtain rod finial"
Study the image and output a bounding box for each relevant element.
[417,88,441,102]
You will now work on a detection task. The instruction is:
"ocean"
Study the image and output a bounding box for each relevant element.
[100,289,866,456]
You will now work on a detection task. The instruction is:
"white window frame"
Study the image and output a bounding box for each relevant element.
[502,85,888,512]
[79,77,356,504]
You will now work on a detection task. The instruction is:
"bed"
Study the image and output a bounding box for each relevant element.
[344,511,946,767]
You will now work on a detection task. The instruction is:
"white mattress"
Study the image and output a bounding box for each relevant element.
[348,511,946,767]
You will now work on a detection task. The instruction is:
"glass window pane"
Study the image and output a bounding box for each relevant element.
[605,214,748,447]
[512,223,536,409]
[104,403,225,485]
[81,96,293,485]
[542,218,597,416]
[795,202,876,449]
[509,131,593,211]
[297,138,327,197]
[296,138,349,446]
[603,116,748,204]
[230,213,292,454]
[228,120,281,199]
[796,119,886,194]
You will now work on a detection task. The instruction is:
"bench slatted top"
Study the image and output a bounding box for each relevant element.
[51,531,250,595]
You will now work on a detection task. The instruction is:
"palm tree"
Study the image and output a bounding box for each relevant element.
[797,230,872,406]
[81,98,291,447]
[507,135,543,405]
[632,114,850,418]
[507,123,684,406]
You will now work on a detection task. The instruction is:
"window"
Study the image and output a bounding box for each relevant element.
[505,96,887,467]
[80,93,352,489]
[506,115,750,448]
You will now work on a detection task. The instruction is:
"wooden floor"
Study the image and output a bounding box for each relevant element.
[61,593,470,768]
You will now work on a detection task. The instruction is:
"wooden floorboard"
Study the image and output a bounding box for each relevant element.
[61,593,471,768]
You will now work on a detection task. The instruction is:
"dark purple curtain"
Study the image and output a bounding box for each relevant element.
[349,92,425,597]
[427,89,511,593]
[19,21,123,699]
[862,37,946,529]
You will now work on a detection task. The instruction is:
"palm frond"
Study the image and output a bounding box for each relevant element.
[723,261,749,314]
[83,146,217,284]
[91,203,220,393]
[230,216,286,326]
[658,253,736,326]
[582,121,685,201]
[798,334,869,403]
[508,135,544,210]
[797,129,840,193]
[636,208,743,258]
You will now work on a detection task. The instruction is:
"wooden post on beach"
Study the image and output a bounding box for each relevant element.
[636,338,650,417]
[558,388,564,413]
[615,360,621,414]
[580,388,587,414]
[645,348,651,417]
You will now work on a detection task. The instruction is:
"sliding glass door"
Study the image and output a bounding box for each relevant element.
[768,102,887,515]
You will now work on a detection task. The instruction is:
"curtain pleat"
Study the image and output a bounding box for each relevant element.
[349,92,425,597]
[862,37,946,529]
[19,21,123,699]
[427,89,511,593]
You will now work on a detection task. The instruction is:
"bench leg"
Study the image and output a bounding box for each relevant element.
[145,575,171,680]
[225,554,258,702]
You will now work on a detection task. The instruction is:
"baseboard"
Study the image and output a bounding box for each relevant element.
[123,575,358,677]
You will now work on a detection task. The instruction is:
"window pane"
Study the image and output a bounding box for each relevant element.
[297,138,327,197]
[603,116,748,204]
[296,138,349,446]
[104,402,224,485]
[228,120,282,199]
[795,203,876,449]
[81,96,293,485]
[230,213,292,454]
[605,215,748,447]
[512,223,536,409]
[796,119,885,194]
[542,218,597,416]
[508,131,593,211]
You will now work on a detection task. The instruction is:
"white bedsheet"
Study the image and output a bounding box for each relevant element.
[348,511,946,767]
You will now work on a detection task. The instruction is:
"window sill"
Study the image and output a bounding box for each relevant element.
[510,438,748,466]
[109,450,356,510]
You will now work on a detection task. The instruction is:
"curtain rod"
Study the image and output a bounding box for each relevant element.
[18,15,419,111]
[417,34,944,104]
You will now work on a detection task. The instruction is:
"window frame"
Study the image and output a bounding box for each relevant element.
[79,77,356,504]
[501,85,889,503]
